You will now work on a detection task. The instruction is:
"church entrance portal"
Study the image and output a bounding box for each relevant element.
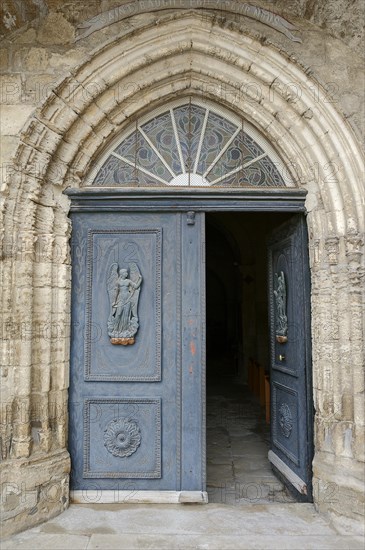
[68,88,313,506]
[68,193,313,503]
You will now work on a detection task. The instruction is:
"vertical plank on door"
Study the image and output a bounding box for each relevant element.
[181,212,206,491]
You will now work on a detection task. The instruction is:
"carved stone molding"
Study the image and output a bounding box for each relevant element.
[325,237,340,265]
[345,235,364,264]
[76,2,302,42]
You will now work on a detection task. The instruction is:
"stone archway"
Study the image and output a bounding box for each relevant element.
[1,11,364,536]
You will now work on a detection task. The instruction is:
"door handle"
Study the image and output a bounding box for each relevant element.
[279,354,286,362]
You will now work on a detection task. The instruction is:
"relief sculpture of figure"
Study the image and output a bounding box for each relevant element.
[274,270,288,343]
[107,262,142,345]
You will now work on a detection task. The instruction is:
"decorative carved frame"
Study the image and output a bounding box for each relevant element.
[83,398,161,478]
[84,228,162,382]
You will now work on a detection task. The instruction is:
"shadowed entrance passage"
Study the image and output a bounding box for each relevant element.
[206,213,299,503]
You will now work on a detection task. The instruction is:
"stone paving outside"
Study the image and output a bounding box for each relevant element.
[2,502,363,549]
[2,384,363,549]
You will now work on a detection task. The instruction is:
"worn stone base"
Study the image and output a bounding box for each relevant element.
[0,450,70,539]
[2,502,364,549]
[313,453,365,536]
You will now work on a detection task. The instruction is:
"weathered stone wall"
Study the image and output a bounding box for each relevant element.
[1,2,364,538]
[1,1,364,55]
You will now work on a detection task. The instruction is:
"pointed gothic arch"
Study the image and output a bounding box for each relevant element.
[1,9,364,536]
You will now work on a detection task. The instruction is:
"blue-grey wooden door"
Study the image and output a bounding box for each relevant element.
[69,211,205,493]
[268,215,313,500]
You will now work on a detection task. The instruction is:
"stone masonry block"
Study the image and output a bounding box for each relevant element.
[52,240,71,267]
[62,79,106,115]
[13,47,49,72]
[79,102,109,129]
[15,29,37,44]
[0,48,9,71]
[23,74,58,106]
[353,427,365,462]
[49,49,87,71]
[0,75,22,104]
[0,105,34,135]
[20,118,60,157]
[37,13,75,45]
[37,94,79,135]
[33,263,53,287]
[0,136,19,167]
[0,450,70,538]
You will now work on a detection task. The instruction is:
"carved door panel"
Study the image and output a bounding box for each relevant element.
[268,215,313,500]
[69,211,205,495]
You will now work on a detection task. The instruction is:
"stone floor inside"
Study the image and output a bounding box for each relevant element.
[206,381,295,506]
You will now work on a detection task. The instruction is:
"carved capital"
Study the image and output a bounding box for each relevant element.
[325,237,339,265]
[312,239,321,265]
[11,437,32,459]
[345,235,364,264]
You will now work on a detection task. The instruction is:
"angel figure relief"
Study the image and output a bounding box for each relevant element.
[274,270,288,343]
[107,262,142,345]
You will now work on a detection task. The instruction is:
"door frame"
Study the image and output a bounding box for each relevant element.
[66,186,312,503]
[66,187,307,213]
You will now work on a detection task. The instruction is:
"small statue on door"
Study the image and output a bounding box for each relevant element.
[107,262,142,345]
[274,270,288,343]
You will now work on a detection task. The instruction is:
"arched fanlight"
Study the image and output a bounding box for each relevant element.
[91,99,292,188]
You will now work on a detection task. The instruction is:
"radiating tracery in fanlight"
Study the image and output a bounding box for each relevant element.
[92,100,292,187]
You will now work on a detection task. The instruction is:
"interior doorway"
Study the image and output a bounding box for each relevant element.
[206,212,295,505]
